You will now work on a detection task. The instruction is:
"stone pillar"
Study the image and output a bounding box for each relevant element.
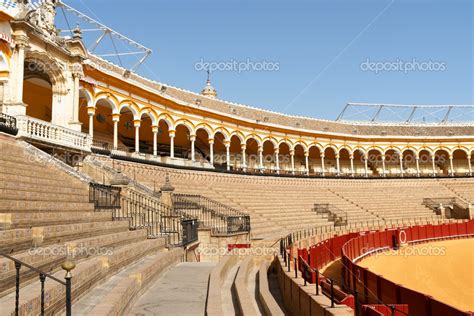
[160,173,175,208]
[112,114,120,150]
[87,107,95,139]
[449,155,454,176]
[305,151,310,175]
[134,120,140,153]
[209,139,214,165]
[169,130,175,158]
[224,141,231,171]
[364,156,368,178]
[320,153,325,176]
[241,144,247,171]
[350,154,355,177]
[335,153,340,176]
[14,35,28,105]
[290,150,295,174]
[258,146,264,170]
[70,71,82,127]
[431,155,436,176]
[468,155,472,175]
[190,134,196,162]
[381,155,386,177]
[152,125,159,157]
[275,149,280,173]
[399,155,404,177]
[416,156,420,177]
[468,204,474,220]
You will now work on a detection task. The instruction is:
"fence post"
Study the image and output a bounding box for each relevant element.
[354,289,359,316]
[315,269,319,295]
[294,258,297,278]
[62,260,75,316]
[330,278,335,308]
[15,261,21,315]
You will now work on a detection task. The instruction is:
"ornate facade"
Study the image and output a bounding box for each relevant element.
[0,1,473,177]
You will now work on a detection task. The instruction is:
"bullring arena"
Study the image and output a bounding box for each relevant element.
[0,1,473,316]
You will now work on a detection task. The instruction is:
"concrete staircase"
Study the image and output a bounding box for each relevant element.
[0,134,181,315]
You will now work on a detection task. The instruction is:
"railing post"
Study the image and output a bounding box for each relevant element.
[294,258,297,278]
[39,273,46,315]
[315,269,319,295]
[354,289,359,316]
[62,260,75,316]
[330,278,335,308]
[15,261,21,316]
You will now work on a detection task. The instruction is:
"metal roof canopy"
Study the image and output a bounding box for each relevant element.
[53,0,152,73]
[336,103,474,125]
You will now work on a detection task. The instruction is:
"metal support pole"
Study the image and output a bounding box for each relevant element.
[15,262,21,316]
[294,258,297,278]
[65,276,72,316]
[354,290,359,316]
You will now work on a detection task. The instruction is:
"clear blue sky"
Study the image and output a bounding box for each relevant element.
[65,0,473,120]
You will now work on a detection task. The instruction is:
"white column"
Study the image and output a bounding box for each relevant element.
[88,109,94,139]
[112,115,119,150]
[381,155,386,177]
[320,154,325,176]
[449,155,454,176]
[364,156,368,177]
[258,146,264,171]
[152,126,158,157]
[305,152,310,175]
[190,135,196,162]
[275,149,280,174]
[241,144,247,171]
[290,150,295,174]
[72,72,81,123]
[134,120,140,153]
[431,155,436,176]
[169,131,175,158]
[416,156,420,177]
[468,155,472,175]
[15,38,28,103]
[350,155,354,177]
[209,139,214,165]
[335,154,340,176]
[399,155,404,177]
[225,141,231,171]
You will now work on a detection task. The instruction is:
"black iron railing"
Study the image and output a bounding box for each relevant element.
[89,183,198,246]
[173,194,251,235]
[313,203,348,226]
[91,140,111,155]
[89,183,121,210]
[0,252,72,316]
[0,112,18,135]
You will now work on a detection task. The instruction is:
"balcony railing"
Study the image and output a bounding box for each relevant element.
[0,112,18,135]
[16,115,92,152]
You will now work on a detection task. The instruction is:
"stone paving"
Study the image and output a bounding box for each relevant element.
[130,262,216,316]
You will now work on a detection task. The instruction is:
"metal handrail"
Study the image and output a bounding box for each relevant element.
[0,112,18,135]
[0,252,72,316]
[313,204,348,226]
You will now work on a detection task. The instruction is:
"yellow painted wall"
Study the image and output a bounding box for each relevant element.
[23,80,52,122]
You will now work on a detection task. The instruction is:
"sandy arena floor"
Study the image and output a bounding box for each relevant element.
[359,238,474,312]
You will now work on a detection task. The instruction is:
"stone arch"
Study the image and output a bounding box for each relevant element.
[139,108,158,126]
[452,148,469,175]
[195,123,213,139]
[174,119,195,134]
[24,51,67,95]
[212,127,230,142]
[94,92,119,112]
[229,131,245,145]
[118,100,140,119]
[157,113,175,130]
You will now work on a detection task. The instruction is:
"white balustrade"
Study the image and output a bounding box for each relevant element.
[16,115,92,152]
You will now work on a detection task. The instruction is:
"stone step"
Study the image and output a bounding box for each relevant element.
[0,200,95,212]
[0,170,87,189]
[1,211,112,230]
[0,238,167,315]
[73,248,182,315]
[0,178,89,195]
[0,229,148,296]
[0,189,91,203]
[0,220,131,254]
